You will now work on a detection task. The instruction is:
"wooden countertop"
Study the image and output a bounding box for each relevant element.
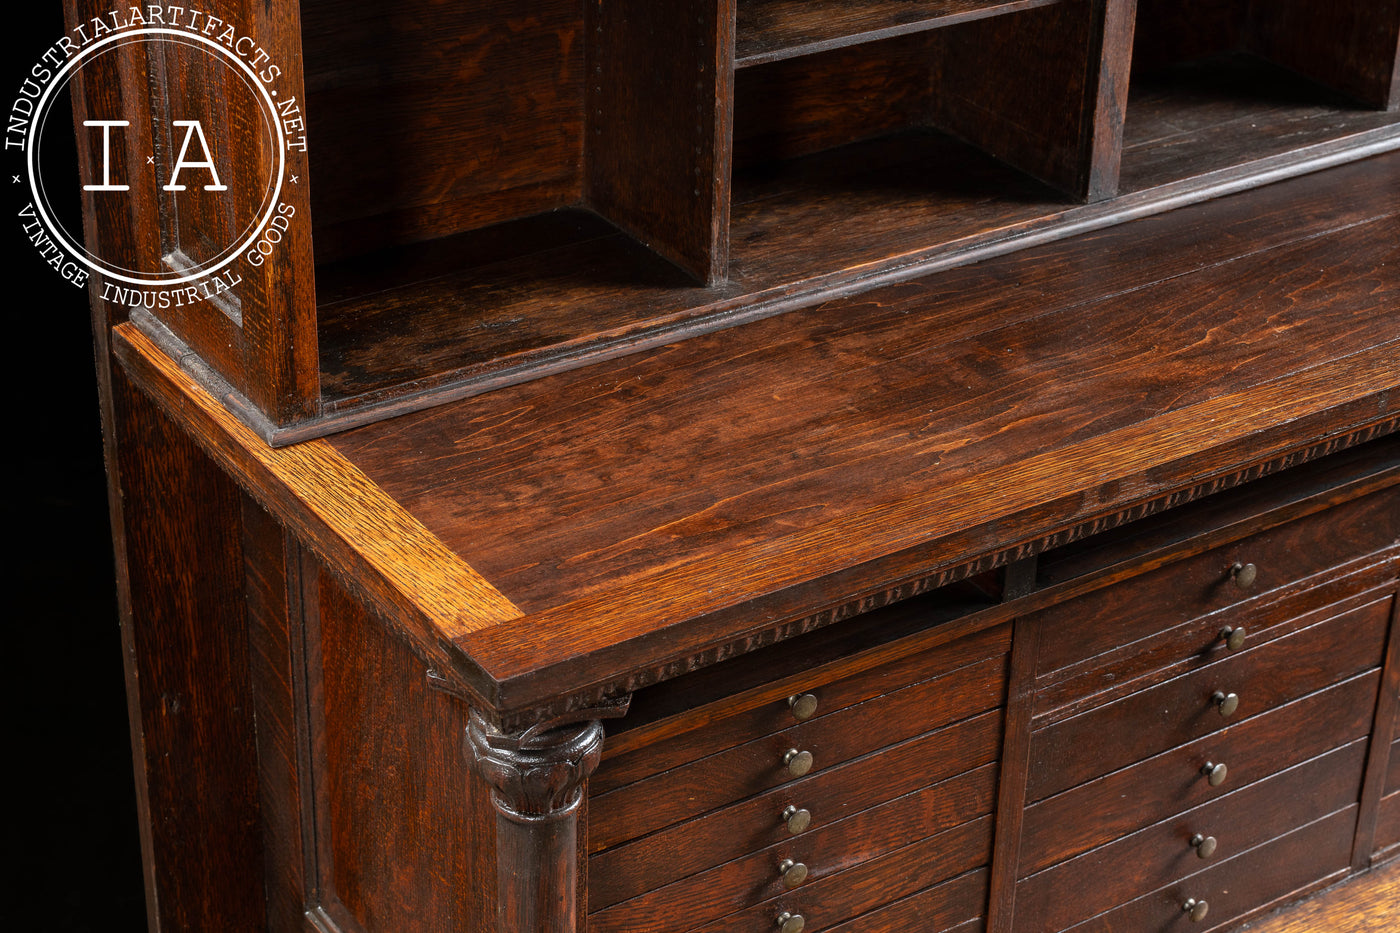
[114,150,1400,723]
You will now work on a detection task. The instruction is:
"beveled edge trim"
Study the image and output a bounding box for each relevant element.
[113,322,522,649]
[461,341,1400,723]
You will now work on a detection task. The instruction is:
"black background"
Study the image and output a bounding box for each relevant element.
[8,6,147,930]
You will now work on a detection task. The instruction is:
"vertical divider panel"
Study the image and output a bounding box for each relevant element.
[586,0,736,285]
[928,0,1137,202]
[1248,1,1400,111]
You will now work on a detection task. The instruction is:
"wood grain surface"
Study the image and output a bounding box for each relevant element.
[1239,859,1400,933]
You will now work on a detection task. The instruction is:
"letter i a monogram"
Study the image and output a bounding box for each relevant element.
[81,119,227,192]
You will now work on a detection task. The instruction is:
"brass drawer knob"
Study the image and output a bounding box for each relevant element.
[1182,898,1210,923]
[782,805,812,835]
[1190,833,1217,859]
[1211,691,1240,718]
[1220,625,1247,651]
[783,749,814,777]
[1201,761,1228,787]
[778,858,809,888]
[788,693,819,722]
[1230,561,1258,589]
[776,911,806,933]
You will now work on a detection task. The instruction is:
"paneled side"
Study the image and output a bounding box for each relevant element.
[311,568,497,932]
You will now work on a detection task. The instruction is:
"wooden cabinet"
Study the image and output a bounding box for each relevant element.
[62,0,1400,931]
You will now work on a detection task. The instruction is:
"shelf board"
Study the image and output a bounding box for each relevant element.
[294,54,1400,442]
[735,0,1066,67]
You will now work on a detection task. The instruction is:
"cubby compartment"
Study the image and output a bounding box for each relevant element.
[106,0,1400,443]
[1121,0,1400,192]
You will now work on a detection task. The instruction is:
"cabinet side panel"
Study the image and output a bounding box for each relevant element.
[300,0,587,262]
[1249,0,1400,110]
[110,369,268,931]
[312,569,496,932]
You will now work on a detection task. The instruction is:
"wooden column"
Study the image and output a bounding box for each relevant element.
[466,713,606,933]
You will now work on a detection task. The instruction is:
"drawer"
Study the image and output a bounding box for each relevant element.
[1027,595,1391,802]
[591,767,996,932]
[816,868,987,933]
[1012,739,1368,933]
[1059,805,1356,933]
[674,816,992,933]
[1034,560,1398,721]
[1020,669,1378,876]
[1376,790,1400,858]
[1034,490,1399,680]
[595,623,1010,795]
[591,651,1007,851]
[590,711,1001,910]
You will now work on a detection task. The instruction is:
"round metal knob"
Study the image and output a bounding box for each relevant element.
[778,859,809,888]
[1230,562,1258,589]
[776,911,805,933]
[1182,898,1210,923]
[1220,625,1247,651]
[1190,833,1218,859]
[788,693,819,722]
[783,749,814,777]
[782,805,811,835]
[1211,691,1240,718]
[1201,761,1228,787]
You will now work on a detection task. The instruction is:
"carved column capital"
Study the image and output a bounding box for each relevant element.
[466,712,605,821]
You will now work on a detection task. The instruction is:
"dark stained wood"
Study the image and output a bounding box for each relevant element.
[1035,561,1400,725]
[735,0,1066,66]
[826,867,989,933]
[1249,1,1400,110]
[585,0,733,284]
[1032,490,1400,681]
[299,0,585,262]
[299,112,1397,427]
[242,500,314,931]
[107,368,267,931]
[313,568,496,932]
[1377,792,1400,859]
[593,621,1008,793]
[310,157,1400,712]
[589,713,1001,908]
[929,0,1135,200]
[1014,740,1369,932]
[591,653,1005,849]
[467,714,604,933]
[1027,595,1392,801]
[1059,806,1356,933]
[986,616,1041,933]
[1243,858,1400,932]
[593,788,994,933]
[1354,589,1400,867]
[1019,670,1379,876]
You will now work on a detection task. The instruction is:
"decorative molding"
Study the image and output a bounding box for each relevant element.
[498,419,1400,728]
[466,712,606,820]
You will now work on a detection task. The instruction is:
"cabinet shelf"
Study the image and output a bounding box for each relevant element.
[734,0,1066,67]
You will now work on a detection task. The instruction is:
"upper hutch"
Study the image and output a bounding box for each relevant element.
[63,1,1400,932]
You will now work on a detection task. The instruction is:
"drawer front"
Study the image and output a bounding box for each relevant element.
[1034,490,1399,680]
[592,652,1006,851]
[676,817,993,933]
[1059,805,1356,933]
[1027,596,1391,802]
[590,711,1001,910]
[1034,561,1397,720]
[1375,791,1400,858]
[591,766,996,932]
[1020,670,1379,876]
[1012,739,1368,933]
[595,624,1010,795]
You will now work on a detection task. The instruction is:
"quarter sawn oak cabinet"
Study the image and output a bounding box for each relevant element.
[65,1,1400,932]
